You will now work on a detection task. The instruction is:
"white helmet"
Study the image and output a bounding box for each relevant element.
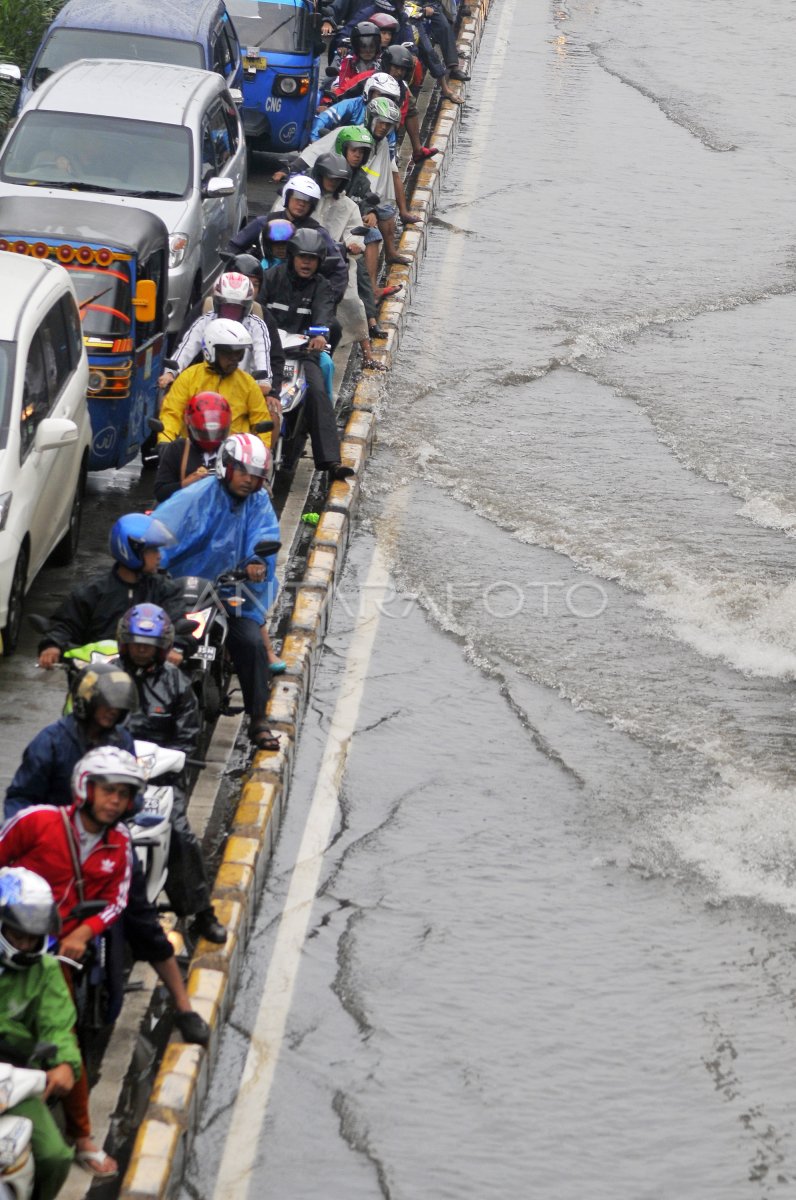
[215,433,271,492]
[71,746,146,821]
[282,174,322,208]
[201,318,253,367]
[364,71,401,101]
[0,867,60,970]
[213,271,255,320]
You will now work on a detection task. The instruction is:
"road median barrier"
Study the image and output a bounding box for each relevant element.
[117,1,495,1194]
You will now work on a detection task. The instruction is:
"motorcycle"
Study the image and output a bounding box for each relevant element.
[0,1049,53,1200]
[174,537,282,743]
[273,326,331,476]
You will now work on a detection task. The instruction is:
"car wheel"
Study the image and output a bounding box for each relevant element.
[2,546,29,657]
[49,464,86,566]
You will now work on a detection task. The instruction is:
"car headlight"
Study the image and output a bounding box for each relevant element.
[0,492,11,533]
[169,233,189,268]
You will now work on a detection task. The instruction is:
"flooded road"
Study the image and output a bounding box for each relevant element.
[179,0,796,1194]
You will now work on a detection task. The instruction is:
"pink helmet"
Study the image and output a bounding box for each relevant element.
[212,271,255,320]
[215,433,271,492]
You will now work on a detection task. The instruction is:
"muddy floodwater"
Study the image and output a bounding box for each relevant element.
[182,2,796,1196]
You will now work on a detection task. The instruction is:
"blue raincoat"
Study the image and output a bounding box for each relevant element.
[155,475,280,626]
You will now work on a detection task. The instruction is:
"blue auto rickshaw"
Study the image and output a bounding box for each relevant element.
[0,197,169,471]
[226,0,323,152]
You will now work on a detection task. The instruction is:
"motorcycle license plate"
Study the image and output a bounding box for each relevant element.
[195,645,216,661]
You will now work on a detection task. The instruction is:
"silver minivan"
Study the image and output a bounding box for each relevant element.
[0,59,248,332]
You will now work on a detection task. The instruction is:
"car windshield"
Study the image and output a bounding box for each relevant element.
[32,29,204,89]
[0,341,14,452]
[228,1,311,54]
[66,262,133,339]
[1,112,193,199]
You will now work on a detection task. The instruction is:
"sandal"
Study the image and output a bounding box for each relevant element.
[250,721,280,751]
[412,146,439,163]
[400,214,422,225]
[387,254,411,265]
[379,283,403,299]
[362,358,387,371]
[269,659,287,674]
[74,1149,119,1179]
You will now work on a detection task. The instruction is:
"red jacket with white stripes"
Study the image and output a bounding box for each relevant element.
[0,804,131,937]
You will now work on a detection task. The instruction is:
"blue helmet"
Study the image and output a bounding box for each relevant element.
[109,514,175,569]
[117,603,175,665]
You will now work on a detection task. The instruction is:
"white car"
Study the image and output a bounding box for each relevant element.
[0,251,91,654]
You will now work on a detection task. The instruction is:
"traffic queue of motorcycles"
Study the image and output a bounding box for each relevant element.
[0,2,472,1197]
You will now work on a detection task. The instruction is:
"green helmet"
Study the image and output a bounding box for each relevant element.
[365,96,401,135]
[335,125,375,165]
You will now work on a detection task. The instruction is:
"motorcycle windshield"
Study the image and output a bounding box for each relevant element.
[228,1,312,54]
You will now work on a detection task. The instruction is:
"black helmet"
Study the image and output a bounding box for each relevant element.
[311,151,352,197]
[72,661,139,723]
[351,20,380,56]
[286,227,328,264]
[381,44,415,77]
[229,253,264,287]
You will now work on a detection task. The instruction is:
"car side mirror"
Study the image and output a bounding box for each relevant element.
[132,278,156,324]
[0,63,21,85]
[203,176,236,199]
[34,418,78,453]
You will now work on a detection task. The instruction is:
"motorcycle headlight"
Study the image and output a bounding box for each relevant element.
[169,233,189,268]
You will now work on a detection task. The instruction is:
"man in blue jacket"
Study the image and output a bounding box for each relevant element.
[155,434,282,752]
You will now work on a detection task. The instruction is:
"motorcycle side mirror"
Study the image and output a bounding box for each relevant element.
[350,226,369,236]
[28,613,52,635]
[147,417,165,434]
[253,419,275,432]
[162,358,180,373]
[253,540,281,558]
[174,617,200,636]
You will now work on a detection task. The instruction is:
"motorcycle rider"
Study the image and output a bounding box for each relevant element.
[0,866,81,1200]
[260,228,357,477]
[116,605,226,944]
[156,320,274,451]
[36,514,184,671]
[157,274,278,432]
[0,748,142,1181]
[4,674,214,1045]
[337,0,468,100]
[312,81,418,263]
[154,434,282,751]
[153,392,232,503]
[311,151,385,371]
[229,176,349,306]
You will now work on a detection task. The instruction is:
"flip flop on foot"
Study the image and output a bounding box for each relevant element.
[400,214,422,225]
[269,659,287,674]
[412,146,439,163]
[387,254,411,265]
[379,283,403,299]
[75,1148,119,1179]
[362,358,387,371]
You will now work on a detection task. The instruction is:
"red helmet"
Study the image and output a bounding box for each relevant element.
[215,433,271,493]
[184,392,232,452]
